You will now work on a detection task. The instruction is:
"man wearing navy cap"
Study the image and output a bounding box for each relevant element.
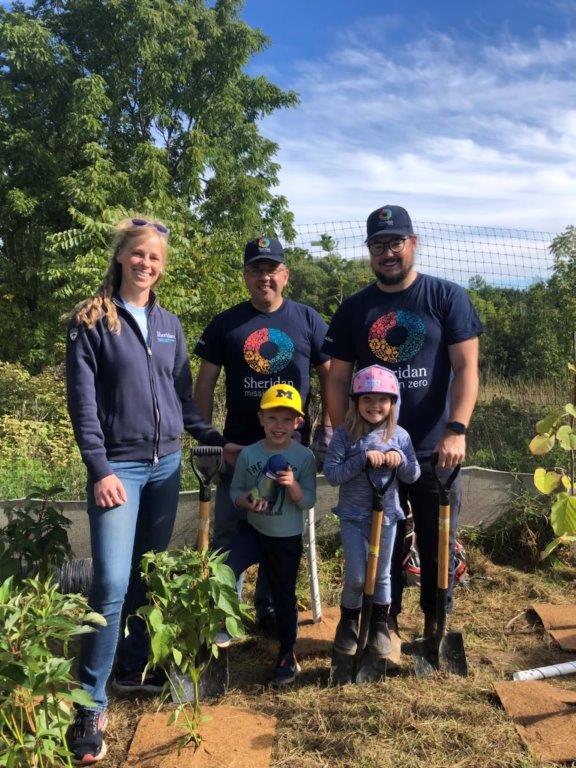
[194,236,331,630]
[322,205,483,660]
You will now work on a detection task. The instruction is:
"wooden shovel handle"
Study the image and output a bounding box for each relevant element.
[197,500,211,552]
[438,502,450,590]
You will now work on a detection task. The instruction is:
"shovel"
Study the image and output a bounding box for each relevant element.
[330,464,397,685]
[410,455,468,677]
[170,445,227,702]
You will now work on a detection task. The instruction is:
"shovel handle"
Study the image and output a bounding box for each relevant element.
[190,446,223,502]
[191,446,223,551]
[364,464,397,593]
[197,500,211,552]
[430,453,460,505]
[431,454,461,638]
[355,465,397,660]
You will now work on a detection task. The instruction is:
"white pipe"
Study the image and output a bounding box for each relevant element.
[513,660,576,681]
[304,506,322,623]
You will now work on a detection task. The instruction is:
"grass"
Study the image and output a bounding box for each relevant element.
[101,544,576,768]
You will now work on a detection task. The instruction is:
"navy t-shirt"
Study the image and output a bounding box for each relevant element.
[322,274,483,456]
[194,299,329,445]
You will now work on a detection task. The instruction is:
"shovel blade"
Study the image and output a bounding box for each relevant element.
[438,631,468,677]
[354,647,387,684]
[409,637,438,678]
[329,650,355,686]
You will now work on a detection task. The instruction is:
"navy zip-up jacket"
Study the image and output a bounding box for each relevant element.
[66,294,224,482]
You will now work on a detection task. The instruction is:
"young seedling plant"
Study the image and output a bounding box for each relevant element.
[137,546,251,750]
[529,342,576,558]
[0,575,105,767]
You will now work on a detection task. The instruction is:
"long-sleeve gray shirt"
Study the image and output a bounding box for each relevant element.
[323,425,421,524]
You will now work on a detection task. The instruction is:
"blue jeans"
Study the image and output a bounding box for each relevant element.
[214,466,274,620]
[339,516,397,608]
[79,450,181,710]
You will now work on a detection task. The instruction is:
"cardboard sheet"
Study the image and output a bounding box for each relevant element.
[495,680,576,763]
[531,603,576,651]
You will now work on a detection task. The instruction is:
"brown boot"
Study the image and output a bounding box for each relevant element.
[333,606,360,655]
[367,604,392,659]
[386,613,402,668]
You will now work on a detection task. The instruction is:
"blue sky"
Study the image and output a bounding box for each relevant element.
[242,0,576,232]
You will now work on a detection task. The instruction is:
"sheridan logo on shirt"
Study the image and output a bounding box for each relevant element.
[156,331,176,343]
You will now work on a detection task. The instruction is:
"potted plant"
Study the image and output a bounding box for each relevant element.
[137,546,250,749]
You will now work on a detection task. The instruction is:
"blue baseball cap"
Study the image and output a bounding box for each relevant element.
[244,236,286,265]
[366,205,414,242]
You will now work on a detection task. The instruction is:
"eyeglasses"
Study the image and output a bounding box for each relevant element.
[131,218,170,237]
[367,238,408,256]
[244,264,286,277]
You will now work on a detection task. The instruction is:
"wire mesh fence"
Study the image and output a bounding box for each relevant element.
[293,220,559,289]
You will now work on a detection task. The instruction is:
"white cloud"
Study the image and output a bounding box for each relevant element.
[260,21,576,234]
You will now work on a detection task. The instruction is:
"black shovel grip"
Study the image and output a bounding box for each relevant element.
[365,458,398,512]
[430,453,461,505]
[190,446,223,501]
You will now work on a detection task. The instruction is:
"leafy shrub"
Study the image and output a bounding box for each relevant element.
[0,576,105,767]
[138,547,251,748]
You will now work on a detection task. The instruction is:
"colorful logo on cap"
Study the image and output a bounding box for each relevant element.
[368,311,425,363]
[378,208,393,222]
[258,237,271,250]
[244,328,294,374]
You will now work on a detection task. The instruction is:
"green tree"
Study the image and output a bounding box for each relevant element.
[0,0,298,368]
[286,239,370,320]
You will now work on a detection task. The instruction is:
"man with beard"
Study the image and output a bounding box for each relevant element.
[322,205,482,663]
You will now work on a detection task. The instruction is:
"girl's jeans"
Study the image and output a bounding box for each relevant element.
[339,515,397,608]
[79,450,181,710]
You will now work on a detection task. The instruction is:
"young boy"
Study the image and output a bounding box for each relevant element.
[227,383,316,686]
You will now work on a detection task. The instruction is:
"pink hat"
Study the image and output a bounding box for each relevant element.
[351,365,399,399]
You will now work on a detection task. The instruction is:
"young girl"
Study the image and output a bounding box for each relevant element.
[65,217,238,764]
[323,365,420,660]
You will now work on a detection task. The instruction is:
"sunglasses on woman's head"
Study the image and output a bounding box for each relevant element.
[131,218,170,237]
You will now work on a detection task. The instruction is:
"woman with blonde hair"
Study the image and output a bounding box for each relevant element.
[65,217,238,764]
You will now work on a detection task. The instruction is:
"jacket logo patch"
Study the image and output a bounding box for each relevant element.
[156,331,176,343]
[69,328,78,341]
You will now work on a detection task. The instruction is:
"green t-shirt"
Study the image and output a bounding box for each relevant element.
[230,440,316,537]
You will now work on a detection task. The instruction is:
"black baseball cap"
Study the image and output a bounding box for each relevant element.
[366,205,414,242]
[244,236,285,266]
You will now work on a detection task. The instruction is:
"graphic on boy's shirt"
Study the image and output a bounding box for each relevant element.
[368,311,426,363]
[243,328,295,374]
[247,455,291,516]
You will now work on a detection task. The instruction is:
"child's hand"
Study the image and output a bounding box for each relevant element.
[275,468,294,487]
[381,450,402,468]
[236,491,269,513]
[366,450,389,468]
